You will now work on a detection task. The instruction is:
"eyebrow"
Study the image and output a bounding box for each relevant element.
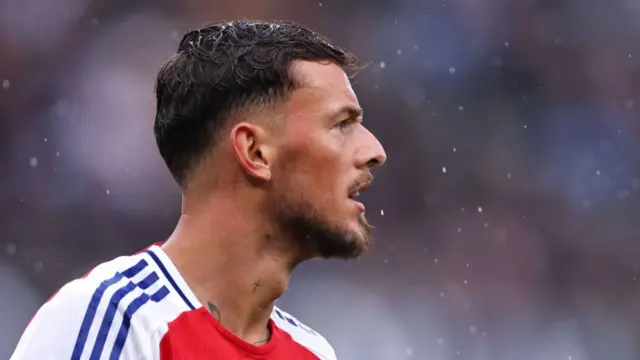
[332,105,364,120]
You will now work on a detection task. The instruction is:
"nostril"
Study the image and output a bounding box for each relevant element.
[365,158,381,169]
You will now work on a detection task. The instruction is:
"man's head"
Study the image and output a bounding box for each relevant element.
[155,20,386,260]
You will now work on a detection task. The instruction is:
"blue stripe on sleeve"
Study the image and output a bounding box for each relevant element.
[89,272,159,360]
[109,286,170,360]
[70,259,148,360]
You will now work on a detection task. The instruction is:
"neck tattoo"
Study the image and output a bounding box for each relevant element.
[207,301,271,346]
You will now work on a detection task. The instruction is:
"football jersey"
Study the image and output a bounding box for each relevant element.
[10,244,337,360]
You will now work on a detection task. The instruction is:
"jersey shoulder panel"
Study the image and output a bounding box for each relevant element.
[271,306,337,360]
[11,252,180,360]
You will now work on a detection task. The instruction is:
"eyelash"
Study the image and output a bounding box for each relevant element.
[336,119,352,130]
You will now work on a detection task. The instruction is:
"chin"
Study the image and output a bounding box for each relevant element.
[316,238,366,260]
[316,221,372,260]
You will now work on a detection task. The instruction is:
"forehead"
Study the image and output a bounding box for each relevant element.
[285,60,359,118]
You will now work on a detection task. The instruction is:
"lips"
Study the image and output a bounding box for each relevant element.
[350,199,366,212]
[348,179,371,212]
[348,181,371,199]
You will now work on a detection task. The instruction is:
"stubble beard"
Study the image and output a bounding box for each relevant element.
[271,190,373,260]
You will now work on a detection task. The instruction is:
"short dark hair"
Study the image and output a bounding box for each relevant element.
[154,20,361,188]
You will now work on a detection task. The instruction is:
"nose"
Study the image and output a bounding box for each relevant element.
[357,127,387,170]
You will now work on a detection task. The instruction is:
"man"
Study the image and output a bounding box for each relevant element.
[11,20,386,359]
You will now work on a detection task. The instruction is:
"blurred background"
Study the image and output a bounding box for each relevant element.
[2,0,640,359]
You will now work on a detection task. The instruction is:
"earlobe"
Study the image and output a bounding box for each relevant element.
[230,123,272,181]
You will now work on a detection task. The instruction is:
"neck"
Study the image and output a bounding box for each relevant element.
[161,192,301,344]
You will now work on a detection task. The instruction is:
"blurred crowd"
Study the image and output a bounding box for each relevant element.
[3,0,640,359]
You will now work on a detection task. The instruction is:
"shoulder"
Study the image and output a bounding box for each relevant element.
[271,306,337,360]
[12,252,182,359]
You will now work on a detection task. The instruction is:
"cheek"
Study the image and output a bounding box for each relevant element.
[277,129,347,201]
[305,148,345,192]
[279,152,344,205]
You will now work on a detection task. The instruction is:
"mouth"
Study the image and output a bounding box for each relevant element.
[347,181,372,212]
[348,182,370,199]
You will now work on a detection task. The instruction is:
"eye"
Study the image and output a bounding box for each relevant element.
[335,119,352,130]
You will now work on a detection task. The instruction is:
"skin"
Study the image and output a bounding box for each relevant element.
[162,60,387,345]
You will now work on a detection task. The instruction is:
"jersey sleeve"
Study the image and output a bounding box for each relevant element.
[10,279,156,360]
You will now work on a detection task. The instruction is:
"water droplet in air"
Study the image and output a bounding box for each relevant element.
[106,189,110,195]
[2,79,10,89]
[477,206,483,213]
[442,166,447,174]
[448,66,456,74]
[29,157,38,168]
[380,209,384,216]
[379,62,386,69]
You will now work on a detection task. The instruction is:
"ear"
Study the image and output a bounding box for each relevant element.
[229,122,272,181]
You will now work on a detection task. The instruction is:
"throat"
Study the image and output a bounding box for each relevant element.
[197,257,289,344]
[252,326,272,346]
[206,300,274,345]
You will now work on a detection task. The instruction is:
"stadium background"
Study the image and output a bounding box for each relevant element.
[3,0,640,359]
